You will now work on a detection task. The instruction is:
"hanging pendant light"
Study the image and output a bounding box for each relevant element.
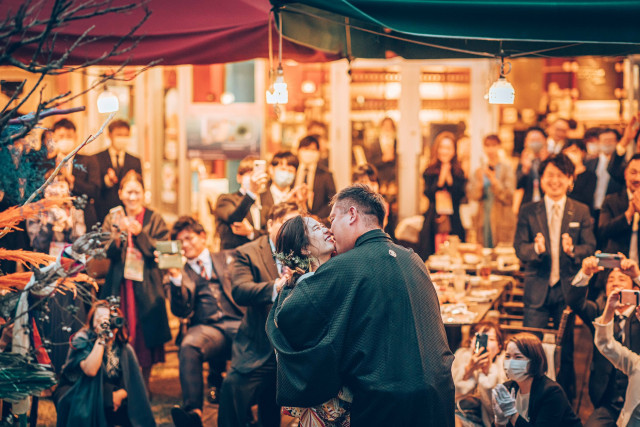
[266,10,288,108]
[489,56,515,105]
[97,86,119,113]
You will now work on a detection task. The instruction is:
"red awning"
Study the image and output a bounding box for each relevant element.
[5,0,338,66]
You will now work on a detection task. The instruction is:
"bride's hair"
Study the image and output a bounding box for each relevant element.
[275,215,312,282]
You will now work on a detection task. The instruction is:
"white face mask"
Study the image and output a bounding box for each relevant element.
[504,359,530,382]
[600,143,616,156]
[586,143,600,156]
[298,150,319,165]
[55,138,76,155]
[112,136,131,152]
[273,170,295,188]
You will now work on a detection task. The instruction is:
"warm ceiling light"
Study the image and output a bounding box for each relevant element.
[97,87,119,113]
[301,80,316,94]
[489,57,515,105]
[220,92,235,104]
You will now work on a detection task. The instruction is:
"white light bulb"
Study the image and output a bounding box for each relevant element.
[97,89,119,113]
[220,92,235,105]
[488,77,515,105]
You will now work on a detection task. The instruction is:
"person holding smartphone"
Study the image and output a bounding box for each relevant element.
[594,288,640,427]
[567,253,640,425]
[452,321,506,427]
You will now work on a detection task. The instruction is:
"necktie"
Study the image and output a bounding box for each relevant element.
[302,167,309,184]
[630,213,639,263]
[196,259,209,280]
[615,314,626,343]
[549,203,562,286]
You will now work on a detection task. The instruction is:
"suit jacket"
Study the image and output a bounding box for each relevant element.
[94,149,142,222]
[585,152,626,203]
[169,250,244,326]
[599,190,636,257]
[214,191,266,250]
[503,376,581,427]
[309,165,336,221]
[72,154,100,229]
[566,284,640,408]
[267,230,455,426]
[230,235,280,373]
[514,198,595,309]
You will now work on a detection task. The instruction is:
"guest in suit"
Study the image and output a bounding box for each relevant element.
[364,117,397,193]
[567,254,640,426]
[214,155,269,250]
[514,127,550,215]
[307,120,330,168]
[599,154,640,260]
[166,216,244,427]
[583,127,602,162]
[468,134,516,248]
[594,287,640,427]
[100,171,172,392]
[514,153,595,400]
[586,128,627,224]
[295,135,337,223]
[217,202,300,427]
[563,139,597,211]
[547,118,570,155]
[94,119,142,221]
[491,333,581,426]
[418,131,466,260]
[51,119,100,229]
[259,151,305,229]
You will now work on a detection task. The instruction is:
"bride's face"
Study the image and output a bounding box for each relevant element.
[304,217,335,259]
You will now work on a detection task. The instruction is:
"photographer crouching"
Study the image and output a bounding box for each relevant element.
[55,299,156,426]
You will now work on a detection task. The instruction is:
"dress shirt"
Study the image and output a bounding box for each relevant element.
[170,248,212,286]
[544,195,567,229]
[296,162,317,209]
[108,148,125,169]
[239,187,261,235]
[270,238,283,302]
[270,184,291,205]
[594,153,611,210]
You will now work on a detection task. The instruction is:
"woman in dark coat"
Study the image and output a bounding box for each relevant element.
[100,171,171,390]
[56,300,155,427]
[418,131,467,260]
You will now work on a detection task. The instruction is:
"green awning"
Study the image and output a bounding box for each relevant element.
[271,1,640,59]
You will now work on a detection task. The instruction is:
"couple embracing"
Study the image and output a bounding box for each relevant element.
[267,184,455,426]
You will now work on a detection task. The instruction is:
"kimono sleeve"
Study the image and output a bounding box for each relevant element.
[266,279,344,407]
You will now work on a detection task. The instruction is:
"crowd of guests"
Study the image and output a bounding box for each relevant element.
[5,113,640,427]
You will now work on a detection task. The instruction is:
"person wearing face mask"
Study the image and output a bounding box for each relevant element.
[567,254,640,426]
[584,128,603,162]
[492,333,581,427]
[563,139,597,211]
[258,151,303,228]
[514,127,550,215]
[214,155,269,250]
[100,171,172,393]
[94,119,142,222]
[51,118,100,229]
[295,135,337,224]
[452,322,506,427]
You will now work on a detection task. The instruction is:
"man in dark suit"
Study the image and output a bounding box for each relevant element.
[599,154,640,261]
[218,202,300,427]
[295,135,336,223]
[567,255,640,426]
[94,119,142,222]
[259,151,302,230]
[515,127,549,211]
[51,119,100,229]
[167,216,244,427]
[514,153,596,399]
[214,155,269,250]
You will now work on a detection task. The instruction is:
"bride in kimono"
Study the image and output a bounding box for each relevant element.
[270,215,351,427]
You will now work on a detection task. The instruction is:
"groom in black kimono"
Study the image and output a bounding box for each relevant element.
[267,184,455,426]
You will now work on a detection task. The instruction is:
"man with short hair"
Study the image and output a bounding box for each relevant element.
[515,127,550,212]
[167,216,244,427]
[599,154,640,261]
[214,155,269,250]
[266,185,455,425]
[547,118,570,154]
[567,255,640,426]
[94,119,142,221]
[259,151,303,228]
[218,202,300,427]
[51,118,100,229]
[295,135,336,223]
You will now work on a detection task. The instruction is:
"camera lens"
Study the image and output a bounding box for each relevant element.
[110,316,124,329]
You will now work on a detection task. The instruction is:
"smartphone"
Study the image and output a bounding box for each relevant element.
[253,160,267,174]
[621,289,640,306]
[109,206,125,226]
[596,253,623,269]
[156,240,183,269]
[474,332,488,354]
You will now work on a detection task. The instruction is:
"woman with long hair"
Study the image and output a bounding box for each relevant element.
[418,131,467,259]
[56,300,155,426]
[268,215,350,426]
[100,171,171,391]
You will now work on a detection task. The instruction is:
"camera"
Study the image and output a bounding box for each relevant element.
[621,290,640,306]
[596,253,623,269]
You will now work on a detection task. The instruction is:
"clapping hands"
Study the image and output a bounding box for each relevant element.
[492,384,517,426]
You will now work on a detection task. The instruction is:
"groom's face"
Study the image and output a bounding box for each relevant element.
[329,203,354,254]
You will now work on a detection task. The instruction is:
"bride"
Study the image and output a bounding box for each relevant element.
[270,215,351,427]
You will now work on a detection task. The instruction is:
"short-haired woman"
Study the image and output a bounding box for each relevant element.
[492,333,581,426]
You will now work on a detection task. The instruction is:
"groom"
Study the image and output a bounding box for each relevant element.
[267,184,454,426]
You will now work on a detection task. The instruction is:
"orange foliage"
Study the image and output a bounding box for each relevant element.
[0,249,54,268]
[0,272,33,291]
[0,197,73,233]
